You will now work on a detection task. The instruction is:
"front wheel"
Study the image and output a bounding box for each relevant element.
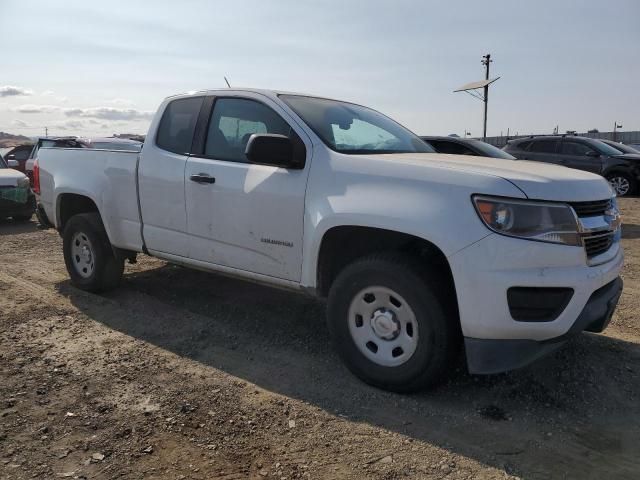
[606,172,637,197]
[63,213,124,292]
[327,254,459,392]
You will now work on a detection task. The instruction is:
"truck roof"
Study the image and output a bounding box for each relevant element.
[165,88,337,102]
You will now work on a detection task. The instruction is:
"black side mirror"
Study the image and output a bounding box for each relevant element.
[7,154,16,160]
[245,134,304,169]
[585,150,600,157]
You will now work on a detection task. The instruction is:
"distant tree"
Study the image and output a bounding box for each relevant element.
[587,128,599,133]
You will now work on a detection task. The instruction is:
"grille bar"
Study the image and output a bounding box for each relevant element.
[583,232,614,258]
[569,199,612,217]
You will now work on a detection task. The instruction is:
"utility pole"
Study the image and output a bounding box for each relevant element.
[453,55,499,142]
[45,126,48,138]
[481,54,491,141]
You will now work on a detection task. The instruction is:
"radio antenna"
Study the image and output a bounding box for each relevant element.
[224,76,231,88]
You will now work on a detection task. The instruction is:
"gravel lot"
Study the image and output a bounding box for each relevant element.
[1,198,639,480]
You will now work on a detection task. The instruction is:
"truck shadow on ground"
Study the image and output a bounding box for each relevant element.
[0,218,39,236]
[59,263,640,479]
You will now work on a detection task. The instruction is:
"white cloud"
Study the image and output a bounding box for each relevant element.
[106,98,135,107]
[0,85,33,97]
[13,104,61,113]
[64,106,154,121]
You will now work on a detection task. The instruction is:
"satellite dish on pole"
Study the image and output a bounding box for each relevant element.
[454,54,499,141]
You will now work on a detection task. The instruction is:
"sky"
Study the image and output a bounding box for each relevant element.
[0,0,638,139]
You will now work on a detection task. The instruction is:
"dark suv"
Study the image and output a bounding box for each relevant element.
[504,135,640,196]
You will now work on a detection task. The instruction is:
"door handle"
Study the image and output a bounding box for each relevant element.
[189,173,216,184]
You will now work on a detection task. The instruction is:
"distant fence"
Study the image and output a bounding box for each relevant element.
[484,131,640,148]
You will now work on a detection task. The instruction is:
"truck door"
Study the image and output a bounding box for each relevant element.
[184,93,312,281]
[138,96,205,257]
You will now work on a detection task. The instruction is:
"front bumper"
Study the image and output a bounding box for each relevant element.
[464,276,623,374]
[448,232,624,374]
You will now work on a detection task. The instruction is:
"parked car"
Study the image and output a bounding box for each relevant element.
[3,144,34,174]
[504,135,640,196]
[421,136,516,159]
[600,140,640,155]
[37,89,623,392]
[0,153,36,221]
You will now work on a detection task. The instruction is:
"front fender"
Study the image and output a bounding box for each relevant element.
[300,158,526,288]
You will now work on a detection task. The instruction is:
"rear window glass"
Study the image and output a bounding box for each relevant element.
[515,140,531,150]
[156,97,204,154]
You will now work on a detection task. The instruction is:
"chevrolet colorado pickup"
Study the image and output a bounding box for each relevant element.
[36,89,624,392]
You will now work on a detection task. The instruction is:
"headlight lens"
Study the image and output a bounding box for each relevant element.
[473,195,580,246]
[17,177,31,189]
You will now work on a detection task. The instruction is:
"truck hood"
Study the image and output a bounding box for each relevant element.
[0,168,27,187]
[376,153,613,202]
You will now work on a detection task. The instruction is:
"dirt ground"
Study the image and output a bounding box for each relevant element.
[1,199,639,480]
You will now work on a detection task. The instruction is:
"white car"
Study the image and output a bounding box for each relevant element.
[0,153,35,221]
[36,89,623,392]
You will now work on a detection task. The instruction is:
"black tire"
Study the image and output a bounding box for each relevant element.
[606,171,637,197]
[327,253,460,393]
[12,213,33,222]
[63,213,124,292]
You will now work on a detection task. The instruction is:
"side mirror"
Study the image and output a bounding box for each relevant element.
[585,150,600,157]
[7,154,16,160]
[245,134,304,169]
[7,159,19,168]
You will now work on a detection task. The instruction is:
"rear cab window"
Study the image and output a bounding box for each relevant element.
[156,96,205,154]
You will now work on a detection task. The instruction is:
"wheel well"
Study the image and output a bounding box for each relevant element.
[316,226,457,305]
[57,194,100,232]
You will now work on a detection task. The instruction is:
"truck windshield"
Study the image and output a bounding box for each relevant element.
[280,95,434,155]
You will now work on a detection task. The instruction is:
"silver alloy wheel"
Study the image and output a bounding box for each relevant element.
[71,232,95,278]
[608,176,630,196]
[347,286,419,367]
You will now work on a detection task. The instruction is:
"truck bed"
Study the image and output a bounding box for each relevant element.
[38,147,144,251]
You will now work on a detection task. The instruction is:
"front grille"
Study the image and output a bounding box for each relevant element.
[584,232,615,258]
[569,199,612,217]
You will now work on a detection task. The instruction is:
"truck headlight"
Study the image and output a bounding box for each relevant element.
[472,195,580,246]
[17,177,31,189]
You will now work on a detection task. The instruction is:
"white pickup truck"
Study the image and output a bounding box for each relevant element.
[36,89,624,392]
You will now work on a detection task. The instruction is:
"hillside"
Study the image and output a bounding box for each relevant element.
[0,131,34,148]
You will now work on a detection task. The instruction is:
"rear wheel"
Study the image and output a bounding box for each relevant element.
[327,254,459,392]
[606,172,637,197]
[63,213,124,292]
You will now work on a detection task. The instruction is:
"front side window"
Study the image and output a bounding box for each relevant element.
[560,141,595,156]
[156,96,204,154]
[280,95,433,155]
[430,140,475,155]
[204,98,295,162]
